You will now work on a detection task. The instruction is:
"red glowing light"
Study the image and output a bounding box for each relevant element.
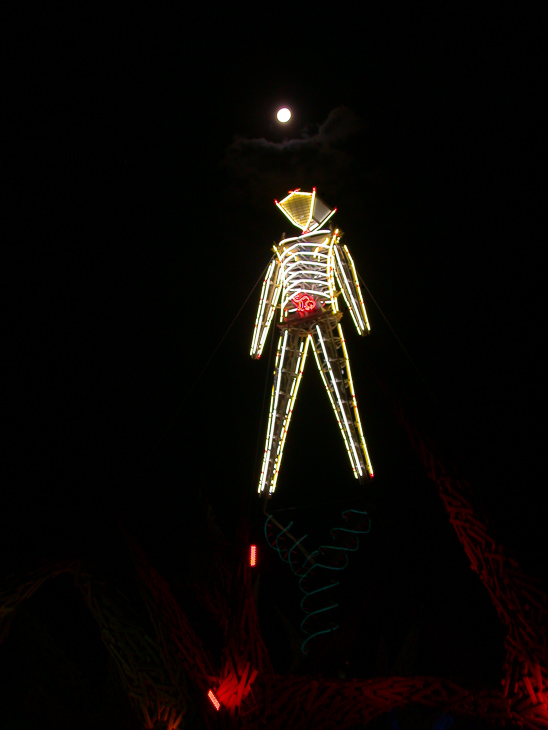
[250,544,257,567]
[208,689,221,711]
[292,292,317,316]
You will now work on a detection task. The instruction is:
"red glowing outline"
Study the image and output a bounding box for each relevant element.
[292,292,317,317]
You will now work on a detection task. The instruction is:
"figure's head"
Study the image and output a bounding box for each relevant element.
[274,188,336,232]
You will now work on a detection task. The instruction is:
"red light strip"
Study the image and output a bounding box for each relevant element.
[207,689,221,711]
[250,544,257,566]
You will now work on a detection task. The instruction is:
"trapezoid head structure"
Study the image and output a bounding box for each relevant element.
[275,188,336,233]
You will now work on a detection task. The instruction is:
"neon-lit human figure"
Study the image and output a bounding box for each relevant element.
[251,189,374,496]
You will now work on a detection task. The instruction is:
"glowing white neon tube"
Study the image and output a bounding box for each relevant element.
[257,281,282,355]
[259,330,289,493]
[275,190,315,230]
[285,271,328,282]
[251,259,283,359]
[286,254,328,262]
[251,260,276,355]
[285,278,328,288]
[269,337,310,493]
[285,264,327,276]
[337,323,373,476]
[334,246,365,333]
[258,334,285,493]
[315,324,363,475]
[307,189,316,230]
[282,233,331,252]
[311,337,359,479]
[344,245,370,332]
[254,277,282,359]
[327,236,339,313]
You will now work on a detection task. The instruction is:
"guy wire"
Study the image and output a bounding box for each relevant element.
[140,264,269,469]
[358,272,435,401]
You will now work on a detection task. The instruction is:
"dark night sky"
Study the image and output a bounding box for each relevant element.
[3,3,545,709]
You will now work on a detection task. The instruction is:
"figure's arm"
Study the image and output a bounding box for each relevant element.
[333,242,370,335]
[250,256,282,359]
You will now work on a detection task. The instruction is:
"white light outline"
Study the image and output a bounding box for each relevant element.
[285,261,328,273]
[259,330,288,492]
[334,245,365,333]
[258,340,283,492]
[276,190,316,231]
[250,259,282,358]
[257,281,282,356]
[327,233,339,313]
[311,337,359,479]
[280,235,332,309]
[253,203,374,494]
[344,244,370,332]
[268,336,310,494]
[251,259,276,356]
[282,233,331,252]
[276,190,338,232]
[314,324,363,476]
[337,322,374,477]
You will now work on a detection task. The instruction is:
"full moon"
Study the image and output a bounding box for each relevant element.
[276,107,291,123]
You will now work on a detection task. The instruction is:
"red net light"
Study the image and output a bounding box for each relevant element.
[207,689,221,711]
[250,544,257,567]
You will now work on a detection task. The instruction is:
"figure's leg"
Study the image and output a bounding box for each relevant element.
[311,321,373,480]
[259,329,311,495]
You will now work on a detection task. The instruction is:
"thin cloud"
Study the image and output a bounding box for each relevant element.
[222,107,365,207]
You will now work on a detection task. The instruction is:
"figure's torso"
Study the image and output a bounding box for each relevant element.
[277,230,337,319]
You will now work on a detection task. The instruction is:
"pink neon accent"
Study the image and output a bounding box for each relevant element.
[292,292,317,316]
[250,545,257,566]
[208,689,221,711]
